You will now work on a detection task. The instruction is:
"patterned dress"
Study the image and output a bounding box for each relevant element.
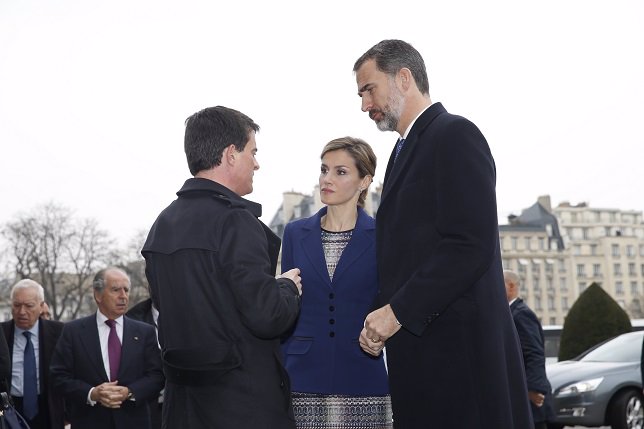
[290,229,393,429]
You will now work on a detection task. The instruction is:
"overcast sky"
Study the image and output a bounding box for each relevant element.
[1,0,643,246]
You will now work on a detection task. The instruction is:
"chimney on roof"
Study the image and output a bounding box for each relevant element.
[537,195,552,213]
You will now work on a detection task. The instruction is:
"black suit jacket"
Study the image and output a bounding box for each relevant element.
[49,314,164,429]
[375,103,533,428]
[126,298,155,327]
[1,318,65,429]
[510,298,555,423]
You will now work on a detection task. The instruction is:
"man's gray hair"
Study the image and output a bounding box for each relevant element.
[93,267,130,292]
[10,279,45,302]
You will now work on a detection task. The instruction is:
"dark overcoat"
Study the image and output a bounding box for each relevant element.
[2,318,65,429]
[281,207,389,395]
[376,102,533,428]
[49,314,164,429]
[142,178,301,429]
[511,298,555,424]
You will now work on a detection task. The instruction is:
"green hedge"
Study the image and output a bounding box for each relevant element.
[558,282,632,361]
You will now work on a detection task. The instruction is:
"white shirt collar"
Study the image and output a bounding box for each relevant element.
[96,311,124,325]
[401,102,434,139]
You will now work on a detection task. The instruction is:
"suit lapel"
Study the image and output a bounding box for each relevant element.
[332,209,374,283]
[119,317,143,380]
[300,210,332,286]
[380,103,446,208]
[79,314,109,381]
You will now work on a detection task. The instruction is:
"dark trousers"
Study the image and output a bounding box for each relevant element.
[12,394,49,429]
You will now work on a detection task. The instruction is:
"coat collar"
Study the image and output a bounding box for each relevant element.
[381,102,447,205]
[299,207,374,286]
[177,177,263,218]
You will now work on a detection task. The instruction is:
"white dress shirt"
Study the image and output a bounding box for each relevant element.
[11,322,41,396]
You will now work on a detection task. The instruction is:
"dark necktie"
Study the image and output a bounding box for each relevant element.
[394,138,406,161]
[22,331,38,420]
[105,320,121,381]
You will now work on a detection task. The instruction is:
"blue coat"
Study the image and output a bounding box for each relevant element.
[281,206,389,395]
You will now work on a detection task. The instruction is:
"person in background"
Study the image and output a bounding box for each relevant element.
[126,296,162,428]
[353,39,532,428]
[1,279,64,429]
[281,137,392,428]
[504,270,554,429]
[142,106,302,429]
[50,267,164,429]
[41,303,52,320]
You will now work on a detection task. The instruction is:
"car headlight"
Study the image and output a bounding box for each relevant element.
[556,377,604,397]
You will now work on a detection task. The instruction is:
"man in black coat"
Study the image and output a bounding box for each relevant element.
[355,39,533,428]
[2,279,64,429]
[50,267,164,429]
[142,106,302,429]
[505,270,554,429]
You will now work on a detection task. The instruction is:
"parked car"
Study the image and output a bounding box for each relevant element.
[546,330,644,429]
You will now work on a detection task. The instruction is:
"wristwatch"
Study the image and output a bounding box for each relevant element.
[126,389,135,401]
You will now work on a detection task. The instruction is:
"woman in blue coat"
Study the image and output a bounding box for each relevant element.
[281,137,392,429]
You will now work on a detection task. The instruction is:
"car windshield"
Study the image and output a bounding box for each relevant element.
[580,332,643,363]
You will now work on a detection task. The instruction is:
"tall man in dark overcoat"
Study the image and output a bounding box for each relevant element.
[355,39,533,428]
[142,106,302,429]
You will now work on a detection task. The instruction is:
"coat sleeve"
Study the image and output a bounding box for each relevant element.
[390,117,500,335]
[0,328,10,392]
[280,222,295,273]
[220,209,300,339]
[49,324,95,404]
[125,325,165,403]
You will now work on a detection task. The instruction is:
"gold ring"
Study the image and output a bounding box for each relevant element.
[371,337,378,342]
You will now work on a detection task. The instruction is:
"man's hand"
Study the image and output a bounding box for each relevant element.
[359,304,402,356]
[91,381,129,408]
[528,391,545,407]
[278,268,302,296]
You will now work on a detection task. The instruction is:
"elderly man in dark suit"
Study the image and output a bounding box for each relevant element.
[1,279,64,429]
[354,39,533,428]
[50,267,164,429]
[505,270,554,429]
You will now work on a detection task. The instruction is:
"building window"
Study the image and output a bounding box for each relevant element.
[561,296,569,310]
[539,237,545,250]
[629,263,636,276]
[511,237,518,250]
[577,264,586,277]
[558,259,566,273]
[627,245,635,257]
[583,228,590,240]
[533,278,540,291]
[549,317,557,325]
[631,281,639,295]
[616,281,624,295]
[547,296,555,311]
[591,244,598,255]
[573,245,581,256]
[525,237,532,251]
[593,264,602,277]
[640,244,644,256]
[560,277,567,291]
[612,244,620,257]
[614,263,622,276]
[546,278,553,290]
[534,297,542,311]
[641,264,644,276]
[579,282,587,294]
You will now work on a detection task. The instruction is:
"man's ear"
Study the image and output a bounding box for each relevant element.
[399,68,413,91]
[224,144,237,165]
